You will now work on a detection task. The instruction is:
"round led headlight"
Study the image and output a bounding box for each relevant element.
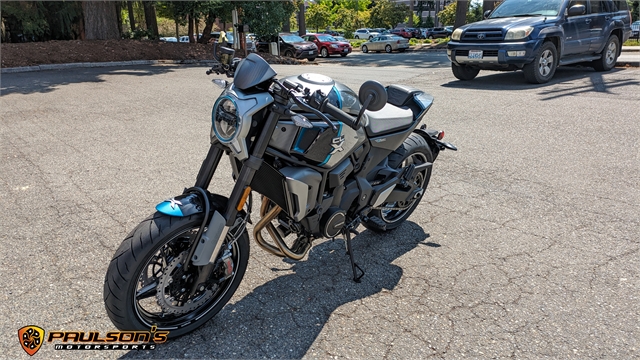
[212,97,239,143]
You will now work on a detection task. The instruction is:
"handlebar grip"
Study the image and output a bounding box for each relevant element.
[323,102,359,130]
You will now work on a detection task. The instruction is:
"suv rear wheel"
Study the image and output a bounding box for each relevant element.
[451,63,480,81]
[523,41,557,84]
[592,35,619,72]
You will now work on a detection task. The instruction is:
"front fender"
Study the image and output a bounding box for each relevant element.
[156,193,204,217]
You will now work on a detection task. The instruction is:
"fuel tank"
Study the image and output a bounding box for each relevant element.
[269,73,366,169]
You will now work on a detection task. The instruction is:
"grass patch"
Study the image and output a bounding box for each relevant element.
[623,39,639,46]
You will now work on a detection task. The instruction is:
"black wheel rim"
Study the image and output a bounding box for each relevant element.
[133,226,241,329]
[380,153,429,223]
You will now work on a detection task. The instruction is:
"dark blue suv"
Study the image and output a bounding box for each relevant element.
[447,0,632,83]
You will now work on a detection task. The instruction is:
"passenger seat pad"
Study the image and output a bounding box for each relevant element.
[363,103,414,136]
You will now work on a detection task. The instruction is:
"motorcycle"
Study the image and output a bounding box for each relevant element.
[103,44,456,338]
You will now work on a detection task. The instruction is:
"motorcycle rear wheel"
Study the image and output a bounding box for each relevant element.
[364,133,433,232]
[103,212,249,338]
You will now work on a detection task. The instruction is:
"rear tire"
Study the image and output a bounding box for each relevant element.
[364,133,434,232]
[385,45,392,53]
[451,63,480,81]
[592,35,619,71]
[362,45,368,53]
[104,211,249,338]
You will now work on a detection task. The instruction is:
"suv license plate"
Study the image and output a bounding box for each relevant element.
[468,50,483,59]
[309,51,314,55]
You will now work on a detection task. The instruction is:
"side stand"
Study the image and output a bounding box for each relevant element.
[343,229,364,282]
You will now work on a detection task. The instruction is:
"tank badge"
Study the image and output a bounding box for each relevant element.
[330,135,345,154]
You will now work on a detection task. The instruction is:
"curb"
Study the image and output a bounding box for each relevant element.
[1,59,217,74]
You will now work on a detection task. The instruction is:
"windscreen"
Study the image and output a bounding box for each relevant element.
[490,0,564,18]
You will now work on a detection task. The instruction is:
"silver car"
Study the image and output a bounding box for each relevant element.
[360,35,409,53]
[632,21,640,38]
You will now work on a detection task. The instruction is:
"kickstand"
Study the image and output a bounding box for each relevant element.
[344,229,364,282]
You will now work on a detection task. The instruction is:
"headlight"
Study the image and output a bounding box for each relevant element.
[212,97,240,142]
[505,26,533,40]
[451,28,463,41]
[331,44,339,48]
[294,45,301,49]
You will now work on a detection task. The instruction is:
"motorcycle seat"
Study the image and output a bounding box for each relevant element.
[362,103,414,137]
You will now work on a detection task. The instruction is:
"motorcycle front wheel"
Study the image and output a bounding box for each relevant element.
[103,212,249,338]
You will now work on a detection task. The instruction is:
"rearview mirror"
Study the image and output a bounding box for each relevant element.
[358,80,387,112]
[568,4,586,16]
[484,10,492,19]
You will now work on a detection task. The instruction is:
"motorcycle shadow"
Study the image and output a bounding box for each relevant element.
[121,221,436,359]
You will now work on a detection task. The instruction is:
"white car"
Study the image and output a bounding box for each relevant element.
[354,28,380,40]
[161,37,177,43]
[632,21,640,38]
[179,36,190,43]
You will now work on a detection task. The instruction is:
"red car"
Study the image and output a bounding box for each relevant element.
[390,28,413,39]
[303,33,352,58]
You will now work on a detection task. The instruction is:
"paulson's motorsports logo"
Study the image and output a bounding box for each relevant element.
[18,326,44,356]
[18,325,169,355]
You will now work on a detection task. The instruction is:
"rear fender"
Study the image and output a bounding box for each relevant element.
[413,128,457,160]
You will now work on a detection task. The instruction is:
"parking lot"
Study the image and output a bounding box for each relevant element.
[1,62,639,358]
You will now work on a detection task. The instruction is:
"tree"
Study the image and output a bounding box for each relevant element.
[306,3,331,32]
[454,0,469,29]
[142,1,159,39]
[437,1,479,27]
[83,1,120,40]
[370,0,408,29]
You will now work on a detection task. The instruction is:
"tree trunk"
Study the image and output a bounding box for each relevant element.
[199,16,214,44]
[283,15,291,33]
[127,1,136,32]
[297,2,306,37]
[82,1,120,40]
[175,19,179,40]
[454,0,468,29]
[188,13,194,43]
[409,0,414,27]
[142,1,158,39]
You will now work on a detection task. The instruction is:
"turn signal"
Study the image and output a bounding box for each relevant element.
[237,186,252,211]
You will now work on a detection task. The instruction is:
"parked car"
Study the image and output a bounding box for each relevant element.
[179,36,190,43]
[256,33,318,61]
[407,28,421,38]
[447,0,632,83]
[160,37,177,43]
[632,20,640,38]
[390,28,413,38]
[322,30,342,36]
[303,33,352,57]
[360,35,409,53]
[333,36,349,42]
[444,26,454,36]
[425,27,449,39]
[354,28,380,39]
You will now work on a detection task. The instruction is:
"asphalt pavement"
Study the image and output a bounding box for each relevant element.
[1,60,639,359]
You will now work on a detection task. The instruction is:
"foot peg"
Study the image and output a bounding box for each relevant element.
[367,216,387,231]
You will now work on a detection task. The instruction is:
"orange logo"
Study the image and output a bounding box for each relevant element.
[18,326,45,356]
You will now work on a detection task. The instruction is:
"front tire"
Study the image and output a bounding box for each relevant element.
[321,47,329,58]
[523,41,557,84]
[592,35,619,71]
[364,133,434,232]
[104,211,249,338]
[451,63,480,81]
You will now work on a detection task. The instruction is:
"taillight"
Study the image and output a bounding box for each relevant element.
[437,131,445,140]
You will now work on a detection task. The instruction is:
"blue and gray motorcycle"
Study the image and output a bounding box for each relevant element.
[104,45,456,338]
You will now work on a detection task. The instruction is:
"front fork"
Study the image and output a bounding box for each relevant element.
[186,104,283,274]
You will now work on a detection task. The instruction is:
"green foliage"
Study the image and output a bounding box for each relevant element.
[241,1,295,38]
[1,1,83,42]
[624,39,639,46]
[370,0,409,29]
[436,36,450,44]
[306,3,332,32]
[350,39,366,47]
[423,15,435,28]
[437,2,478,26]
